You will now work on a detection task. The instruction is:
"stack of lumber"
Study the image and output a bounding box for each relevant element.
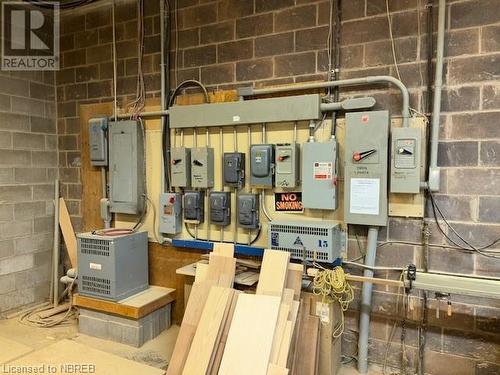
[167,245,322,375]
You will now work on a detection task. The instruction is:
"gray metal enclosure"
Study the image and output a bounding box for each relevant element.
[77,231,149,301]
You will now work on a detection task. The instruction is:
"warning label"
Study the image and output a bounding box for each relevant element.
[294,236,304,246]
[313,162,333,180]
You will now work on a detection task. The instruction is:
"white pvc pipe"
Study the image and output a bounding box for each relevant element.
[52,180,60,307]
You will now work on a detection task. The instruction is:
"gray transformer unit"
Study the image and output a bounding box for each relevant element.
[77,231,149,301]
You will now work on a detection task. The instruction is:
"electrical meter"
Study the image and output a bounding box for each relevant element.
[223,152,245,188]
[159,193,182,234]
[89,117,108,166]
[344,111,389,226]
[191,147,214,188]
[210,191,231,226]
[250,144,274,188]
[390,127,422,194]
[171,147,191,187]
[275,143,300,188]
[238,194,259,229]
[184,191,204,223]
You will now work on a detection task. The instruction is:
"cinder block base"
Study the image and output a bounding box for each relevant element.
[78,304,171,347]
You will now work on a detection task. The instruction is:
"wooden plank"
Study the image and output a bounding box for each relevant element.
[286,263,303,300]
[182,287,233,375]
[208,291,241,375]
[59,198,77,268]
[194,262,209,282]
[276,321,293,368]
[206,253,236,288]
[269,303,291,364]
[73,286,175,319]
[268,364,289,375]
[219,294,281,375]
[290,299,320,375]
[8,339,164,375]
[212,242,235,257]
[0,337,32,364]
[257,249,290,297]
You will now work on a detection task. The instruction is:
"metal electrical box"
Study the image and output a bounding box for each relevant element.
[223,152,245,188]
[171,147,191,188]
[269,220,344,263]
[210,191,231,226]
[191,147,214,188]
[250,144,274,188]
[77,231,149,301]
[238,194,259,229]
[275,143,300,188]
[89,117,108,166]
[108,120,145,215]
[159,192,182,234]
[184,191,204,223]
[344,111,389,226]
[391,127,422,194]
[302,140,338,210]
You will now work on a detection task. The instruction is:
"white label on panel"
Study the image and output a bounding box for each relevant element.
[313,162,333,180]
[350,178,380,215]
[89,262,102,271]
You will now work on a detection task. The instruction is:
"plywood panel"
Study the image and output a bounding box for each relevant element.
[257,249,290,296]
[0,337,32,364]
[206,253,236,287]
[219,294,281,375]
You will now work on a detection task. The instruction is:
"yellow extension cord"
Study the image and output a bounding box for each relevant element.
[312,265,354,338]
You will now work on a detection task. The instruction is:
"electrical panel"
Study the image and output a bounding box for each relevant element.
[159,193,182,234]
[191,147,214,188]
[171,147,191,188]
[268,220,344,263]
[250,144,274,188]
[302,139,338,210]
[223,152,245,188]
[238,194,259,229]
[108,120,145,215]
[184,191,204,223]
[344,111,389,226]
[275,143,300,188]
[390,127,422,194]
[89,117,108,166]
[210,191,231,226]
[77,231,148,301]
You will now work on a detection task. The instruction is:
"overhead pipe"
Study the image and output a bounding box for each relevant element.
[427,0,446,192]
[358,226,379,374]
[238,76,411,128]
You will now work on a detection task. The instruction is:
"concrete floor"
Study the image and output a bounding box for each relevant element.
[0,314,383,374]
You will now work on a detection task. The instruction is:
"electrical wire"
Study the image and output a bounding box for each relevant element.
[184,222,262,246]
[128,0,146,117]
[25,0,96,9]
[168,79,210,107]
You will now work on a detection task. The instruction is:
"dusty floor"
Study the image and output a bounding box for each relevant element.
[0,312,381,374]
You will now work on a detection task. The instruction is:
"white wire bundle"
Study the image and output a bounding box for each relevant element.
[128,0,146,118]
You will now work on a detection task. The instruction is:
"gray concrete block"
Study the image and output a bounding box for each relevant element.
[121,324,144,348]
[0,254,34,276]
[107,321,124,343]
[78,315,109,340]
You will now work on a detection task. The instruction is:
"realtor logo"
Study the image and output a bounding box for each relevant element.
[2,1,59,70]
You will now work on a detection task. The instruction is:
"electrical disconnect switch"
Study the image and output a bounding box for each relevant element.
[191,147,214,188]
[184,191,204,223]
[89,117,108,166]
[159,193,182,234]
[223,152,245,188]
[344,111,389,226]
[238,194,259,229]
[210,191,231,226]
[171,147,191,187]
[250,144,274,188]
[275,143,300,188]
[390,127,422,194]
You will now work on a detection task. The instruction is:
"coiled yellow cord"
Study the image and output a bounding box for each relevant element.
[312,265,354,338]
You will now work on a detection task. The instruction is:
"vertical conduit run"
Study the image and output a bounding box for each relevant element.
[52,180,60,307]
[358,226,379,374]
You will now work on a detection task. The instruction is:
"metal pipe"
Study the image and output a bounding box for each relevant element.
[101,167,110,229]
[427,0,446,192]
[239,76,410,127]
[262,123,266,143]
[114,109,169,119]
[261,189,272,221]
[358,226,379,374]
[293,121,298,143]
[52,180,60,307]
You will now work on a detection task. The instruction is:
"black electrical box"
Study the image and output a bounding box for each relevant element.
[184,191,204,223]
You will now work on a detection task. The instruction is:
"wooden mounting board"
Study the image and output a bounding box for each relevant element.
[218,294,281,375]
[73,286,175,319]
[257,249,290,297]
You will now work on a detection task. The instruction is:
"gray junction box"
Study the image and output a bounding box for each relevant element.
[170,147,191,188]
[89,117,108,167]
[77,231,149,301]
[344,111,389,226]
[238,194,259,229]
[108,120,145,215]
[250,144,275,188]
[301,139,338,210]
[159,193,182,234]
[184,191,205,223]
[210,191,231,226]
[275,143,300,188]
[191,147,214,188]
[223,152,245,187]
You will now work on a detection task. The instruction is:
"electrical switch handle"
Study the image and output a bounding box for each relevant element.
[172,159,182,165]
[193,160,203,166]
[278,155,290,161]
[398,147,413,155]
[353,149,376,161]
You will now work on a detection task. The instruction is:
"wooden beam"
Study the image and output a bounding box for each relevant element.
[59,198,77,268]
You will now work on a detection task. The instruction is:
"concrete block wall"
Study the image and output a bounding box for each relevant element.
[55,0,499,372]
[0,69,57,313]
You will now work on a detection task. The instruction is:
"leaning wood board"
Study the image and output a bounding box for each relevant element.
[256,249,290,297]
[218,294,281,375]
[182,287,233,375]
[59,198,77,268]
[8,339,164,375]
[73,286,175,319]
